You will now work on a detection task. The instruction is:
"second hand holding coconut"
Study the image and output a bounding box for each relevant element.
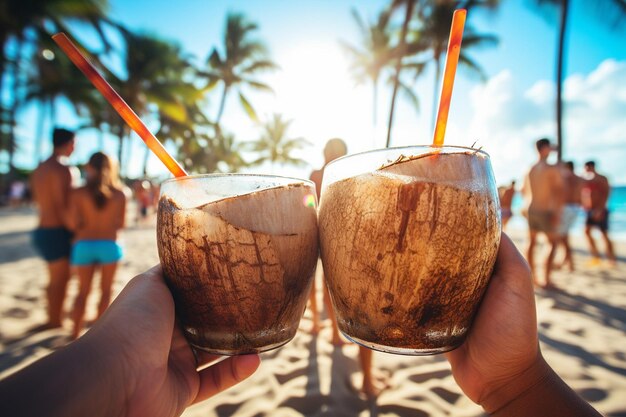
[317,9,502,355]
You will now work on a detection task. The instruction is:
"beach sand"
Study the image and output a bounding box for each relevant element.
[0,206,625,416]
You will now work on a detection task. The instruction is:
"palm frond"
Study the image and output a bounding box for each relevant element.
[238,92,259,123]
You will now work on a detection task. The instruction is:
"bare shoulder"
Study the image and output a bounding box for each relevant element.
[549,165,563,179]
[71,186,89,200]
[599,174,610,185]
[113,187,128,201]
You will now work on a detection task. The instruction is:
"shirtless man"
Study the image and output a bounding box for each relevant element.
[499,180,516,230]
[556,161,583,271]
[310,139,389,398]
[30,128,76,329]
[582,161,616,265]
[522,138,564,288]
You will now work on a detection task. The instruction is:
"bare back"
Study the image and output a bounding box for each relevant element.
[583,174,610,211]
[70,187,127,241]
[524,161,563,212]
[563,171,583,205]
[31,157,73,228]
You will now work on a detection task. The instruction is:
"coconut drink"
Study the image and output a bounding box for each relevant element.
[318,146,501,355]
[157,174,318,355]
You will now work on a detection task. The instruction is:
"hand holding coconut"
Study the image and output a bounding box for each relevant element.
[447,235,602,416]
[0,265,261,417]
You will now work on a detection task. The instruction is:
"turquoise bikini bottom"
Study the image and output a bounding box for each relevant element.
[71,240,123,266]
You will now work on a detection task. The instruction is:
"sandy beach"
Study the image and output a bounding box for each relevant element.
[0,205,625,416]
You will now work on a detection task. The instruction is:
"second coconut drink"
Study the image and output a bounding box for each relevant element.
[318,145,501,355]
[157,174,319,355]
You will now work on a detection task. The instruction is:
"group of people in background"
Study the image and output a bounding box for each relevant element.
[500,137,616,289]
[29,128,127,339]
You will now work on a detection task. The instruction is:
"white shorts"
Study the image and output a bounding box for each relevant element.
[557,204,580,236]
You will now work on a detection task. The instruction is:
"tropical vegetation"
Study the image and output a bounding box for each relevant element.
[9,0,609,197]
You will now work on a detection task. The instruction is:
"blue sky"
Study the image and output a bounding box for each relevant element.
[7,0,626,185]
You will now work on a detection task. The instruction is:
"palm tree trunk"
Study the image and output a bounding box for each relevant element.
[372,79,378,148]
[7,37,25,178]
[431,54,442,130]
[50,99,56,129]
[215,85,229,125]
[0,35,7,168]
[555,0,570,162]
[34,100,47,162]
[386,0,416,148]
[118,132,125,174]
[142,145,150,176]
[98,127,105,150]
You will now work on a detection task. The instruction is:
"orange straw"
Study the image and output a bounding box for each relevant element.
[432,9,466,147]
[52,33,188,178]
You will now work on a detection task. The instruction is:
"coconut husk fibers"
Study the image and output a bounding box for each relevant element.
[157,183,318,354]
[319,151,501,353]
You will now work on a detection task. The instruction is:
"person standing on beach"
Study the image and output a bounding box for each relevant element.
[67,152,127,339]
[30,128,76,330]
[556,161,583,271]
[309,139,346,344]
[522,138,564,288]
[499,180,516,230]
[310,138,388,398]
[582,160,616,265]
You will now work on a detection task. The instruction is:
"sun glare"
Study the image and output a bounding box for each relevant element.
[269,42,371,151]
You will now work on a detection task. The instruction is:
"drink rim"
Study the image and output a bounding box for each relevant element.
[161,172,315,187]
[326,144,491,170]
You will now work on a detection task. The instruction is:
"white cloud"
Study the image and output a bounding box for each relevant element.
[467,59,626,186]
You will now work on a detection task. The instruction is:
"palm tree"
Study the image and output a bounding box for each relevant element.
[245,114,311,171]
[531,0,626,161]
[411,0,499,129]
[385,0,424,148]
[207,129,249,173]
[109,30,194,174]
[342,6,424,148]
[341,8,397,132]
[167,126,248,175]
[0,0,111,175]
[24,38,104,161]
[201,13,278,125]
[155,98,213,174]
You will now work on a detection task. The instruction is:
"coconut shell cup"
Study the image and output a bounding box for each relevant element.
[157,175,318,355]
[318,146,501,355]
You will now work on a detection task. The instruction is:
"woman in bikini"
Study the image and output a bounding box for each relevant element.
[67,152,127,339]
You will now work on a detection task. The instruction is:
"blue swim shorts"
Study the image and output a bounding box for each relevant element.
[32,227,73,262]
[71,240,124,266]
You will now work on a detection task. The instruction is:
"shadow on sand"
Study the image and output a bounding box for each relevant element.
[0,230,37,263]
[0,329,69,374]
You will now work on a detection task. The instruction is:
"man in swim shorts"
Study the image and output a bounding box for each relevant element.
[30,128,76,330]
[582,160,616,265]
[522,138,564,288]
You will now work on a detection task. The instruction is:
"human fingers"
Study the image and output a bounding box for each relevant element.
[193,355,261,404]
